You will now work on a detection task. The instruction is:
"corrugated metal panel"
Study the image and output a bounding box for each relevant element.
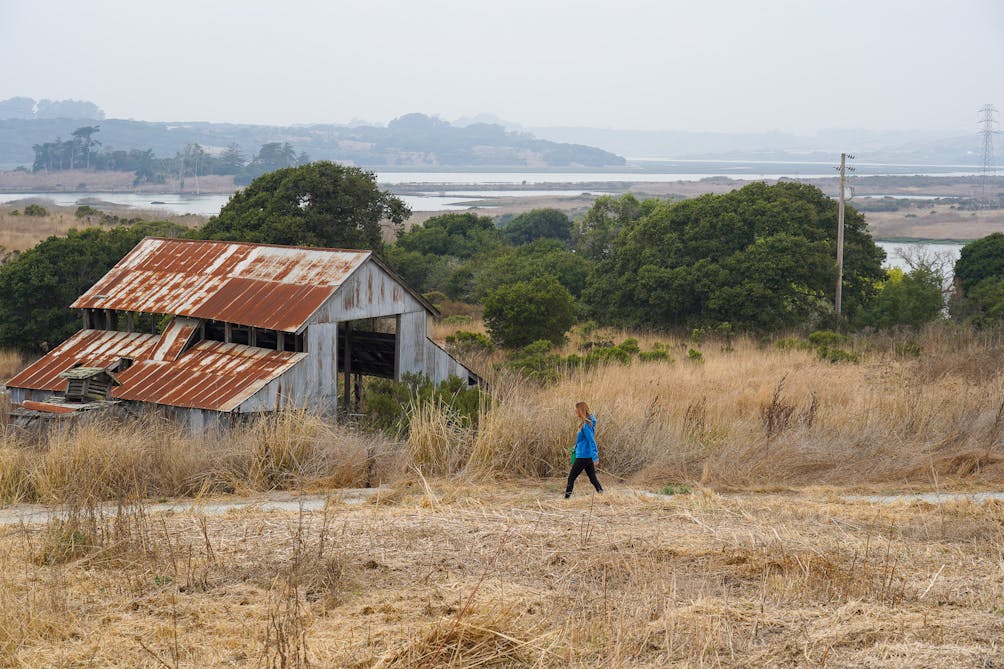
[71,238,372,332]
[6,329,306,413]
[6,330,161,391]
[17,401,77,414]
[113,341,306,412]
[152,317,199,361]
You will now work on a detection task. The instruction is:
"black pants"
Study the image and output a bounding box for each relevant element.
[565,458,603,495]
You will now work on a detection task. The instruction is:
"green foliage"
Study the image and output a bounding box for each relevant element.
[572,193,651,260]
[582,182,885,332]
[952,234,1004,326]
[960,277,1004,327]
[444,330,493,354]
[855,266,944,330]
[638,349,671,362]
[687,348,704,363]
[75,205,100,217]
[506,340,567,383]
[483,276,577,348]
[23,203,48,217]
[657,484,691,496]
[396,212,501,259]
[895,340,923,358]
[362,373,485,434]
[502,208,572,245]
[8,209,19,216]
[469,239,593,300]
[807,330,851,347]
[200,161,407,252]
[817,346,860,364]
[381,245,453,294]
[0,220,188,352]
[506,336,664,382]
[955,233,1004,294]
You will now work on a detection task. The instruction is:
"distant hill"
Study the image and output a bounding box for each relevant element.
[0,109,625,170]
[528,125,983,166]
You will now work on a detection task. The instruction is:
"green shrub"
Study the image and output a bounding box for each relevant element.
[808,330,851,347]
[507,340,565,383]
[687,348,704,363]
[76,205,100,218]
[444,330,493,354]
[638,349,671,362]
[817,346,860,364]
[362,373,486,434]
[657,484,691,496]
[483,275,576,348]
[24,203,48,217]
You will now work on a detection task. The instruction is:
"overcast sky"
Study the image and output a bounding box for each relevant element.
[1,0,1001,134]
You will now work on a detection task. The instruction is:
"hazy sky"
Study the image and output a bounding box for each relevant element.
[1,0,1001,133]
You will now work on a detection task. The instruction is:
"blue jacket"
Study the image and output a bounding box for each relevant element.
[575,415,598,460]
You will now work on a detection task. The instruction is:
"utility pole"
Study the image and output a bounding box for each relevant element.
[835,152,855,316]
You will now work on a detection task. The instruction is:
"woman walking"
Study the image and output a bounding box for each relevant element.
[565,401,604,498]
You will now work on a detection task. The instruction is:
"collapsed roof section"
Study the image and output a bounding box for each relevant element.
[6,329,306,412]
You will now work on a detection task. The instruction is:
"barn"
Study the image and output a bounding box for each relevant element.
[5,237,479,430]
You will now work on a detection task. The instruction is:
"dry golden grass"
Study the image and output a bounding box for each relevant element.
[1,484,1002,667]
[0,203,206,252]
[426,320,1004,490]
[0,412,403,505]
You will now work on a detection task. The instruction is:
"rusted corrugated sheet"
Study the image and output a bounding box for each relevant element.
[152,317,199,361]
[113,341,306,412]
[72,238,370,332]
[6,330,160,391]
[6,329,306,413]
[17,401,77,414]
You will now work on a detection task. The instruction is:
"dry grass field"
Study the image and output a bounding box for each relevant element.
[1,325,1004,665]
[0,202,207,253]
[862,204,1004,242]
[1,484,1001,667]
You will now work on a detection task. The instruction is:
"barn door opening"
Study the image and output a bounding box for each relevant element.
[336,317,398,415]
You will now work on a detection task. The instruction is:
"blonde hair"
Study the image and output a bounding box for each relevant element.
[575,401,591,423]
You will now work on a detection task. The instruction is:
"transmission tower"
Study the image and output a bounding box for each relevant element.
[978,103,998,203]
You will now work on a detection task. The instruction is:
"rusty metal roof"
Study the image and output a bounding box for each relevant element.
[6,329,306,412]
[17,400,77,414]
[72,237,372,333]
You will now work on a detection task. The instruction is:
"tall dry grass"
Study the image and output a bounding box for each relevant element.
[4,322,1004,503]
[0,412,403,505]
[414,322,1004,488]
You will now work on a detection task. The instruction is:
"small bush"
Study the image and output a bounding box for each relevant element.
[9,209,19,216]
[817,346,860,364]
[23,204,48,217]
[75,205,100,217]
[638,349,671,363]
[362,373,485,435]
[808,330,851,347]
[444,330,492,354]
[657,484,691,496]
[895,340,923,358]
[687,348,704,363]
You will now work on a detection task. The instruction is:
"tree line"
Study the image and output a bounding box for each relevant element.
[30,126,309,186]
[0,161,1000,354]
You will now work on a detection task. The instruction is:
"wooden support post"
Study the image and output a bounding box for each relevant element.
[343,321,352,411]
